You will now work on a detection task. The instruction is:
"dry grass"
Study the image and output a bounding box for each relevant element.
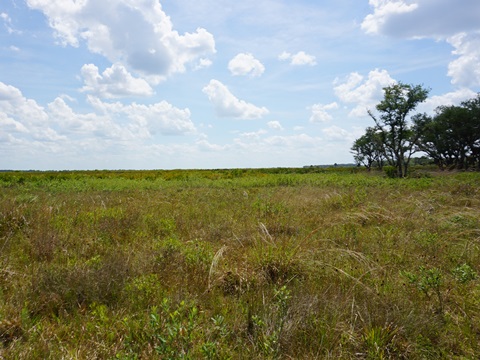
[0,168,479,359]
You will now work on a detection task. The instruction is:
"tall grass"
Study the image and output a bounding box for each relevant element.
[0,168,479,358]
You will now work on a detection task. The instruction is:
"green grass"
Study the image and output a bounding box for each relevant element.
[0,168,479,359]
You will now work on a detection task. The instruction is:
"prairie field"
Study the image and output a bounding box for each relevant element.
[0,168,479,359]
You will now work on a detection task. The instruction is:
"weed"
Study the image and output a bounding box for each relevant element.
[362,324,399,360]
[401,266,444,313]
[452,263,477,283]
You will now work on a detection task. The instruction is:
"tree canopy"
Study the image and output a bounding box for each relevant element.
[414,95,480,170]
[365,83,429,177]
[353,87,480,175]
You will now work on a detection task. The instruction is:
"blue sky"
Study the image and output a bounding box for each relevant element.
[1,0,479,170]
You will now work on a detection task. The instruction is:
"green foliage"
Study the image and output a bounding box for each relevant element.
[150,299,199,359]
[362,82,430,177]
[415,94,480,170]
[452,263,477,284]
[351,127,385,170]
[383,165,397,178]
[363,324,398,360]
[401,266,444,313]
[249,285,291,359]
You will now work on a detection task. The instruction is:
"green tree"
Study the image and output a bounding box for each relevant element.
[415,94,480,170]
[368,83,429,177]
[351,127,385,170]
[459,95,480,169]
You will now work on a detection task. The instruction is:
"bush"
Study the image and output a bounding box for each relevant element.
[383,166,397,178]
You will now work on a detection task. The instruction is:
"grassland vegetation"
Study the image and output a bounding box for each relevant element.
[0,167,479,358]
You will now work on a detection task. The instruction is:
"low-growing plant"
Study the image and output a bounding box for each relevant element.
[362,324,399,360]
[452,263,477,284]
[401,266,444,313]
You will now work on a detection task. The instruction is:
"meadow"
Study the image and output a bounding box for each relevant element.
[0,167,479,359]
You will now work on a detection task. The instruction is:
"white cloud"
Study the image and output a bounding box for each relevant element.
[0,82,49,126]
[228,53,265,77]
[418,88,478,114]
[264,134,320,148]
[194,58,213,70]
[322,125,351,142]
[362,0,480,87]
[333,69,396,117]
[0,80,195,157]
[447,32,480,87]
[234,132,321,151]
[80,63,154,99]
[1,12,20,34]
[26,0,216,83]
[48,97,129,139]
[0,82,63,141]
[202,79,269,119]
[279,51,316,66]
[309,102,338,123]
[239,129,268,140]
[267,121,284,130]
[361,0,418,36]
[0,112,28,133]
[362,0,480,39]
[86,96,196,136]
[196,139,229,152]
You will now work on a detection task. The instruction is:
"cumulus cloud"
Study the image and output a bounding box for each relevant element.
[322,125,351,142]
[264,134,321,148]
[202,79,269,119]
[309,102,338,123]
[362,0,480,87]
[0,82,55,141]
[239,129,268,141]
[333,69,396,117]
[86,96,196,136]
[194,58,213,70]
[418,88,478,114]
[267,121,284,130]
[362,0,480,38]
[447,32,480,87]
[361,0,419,36]
[80,63,154,98]
[48,97,129,139]
[0,80,195,157]
[234,132,321,150]
[279,51,316,66]
[26,0,216,83]
[228,53,265,77]
[196,139,229,152]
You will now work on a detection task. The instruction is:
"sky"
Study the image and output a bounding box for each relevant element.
[1,0,480,170]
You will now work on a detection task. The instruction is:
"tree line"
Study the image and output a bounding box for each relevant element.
[351,83,480,177]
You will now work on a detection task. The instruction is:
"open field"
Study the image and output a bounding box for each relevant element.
[1,168,479,359]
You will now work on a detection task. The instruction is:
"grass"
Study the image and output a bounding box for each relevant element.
[0,167,479,359]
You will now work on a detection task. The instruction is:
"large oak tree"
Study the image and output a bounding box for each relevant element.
[368,83,429,177]
[414,94,480,170]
